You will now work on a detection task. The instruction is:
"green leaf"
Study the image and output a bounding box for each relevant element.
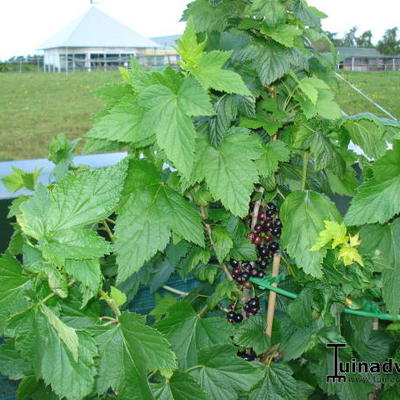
[255,140,290,177]
[150,293,178,322]
[40,229,111,265]
[310,220,348,251]
[190,344,263,400]
[0,340,30,380]
[345,143,400,225]
[191,130,262,217]
[87,95,153,144]
[41,304,79,362]
[19,162,127,241]
[110,286,127,307]
[250,363,297,400]
[280,191,341,278]
[64,259,102,293]
[251,0,286,25]
[17,376,60,400]
[155,302,233,369]
[344,118,387,159]
[115,161,204,283]
[287,288,314,327]
[48,134,79,180]
[236,42,292,85]
[95,312,177,399]
[233,315,270,354]
[10,307,97,400]
[153,371,210,400]
[2,166,41,192]
[212,226,233,263]
[360,219,400,315]
[139,75,213,177]
[261,24,302,48]
[190,51,251,96]
[305,131,345,175]
[0,254,29,332]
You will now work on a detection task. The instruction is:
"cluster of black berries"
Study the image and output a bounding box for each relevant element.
[247,202,281,256]
[243,297,260,316]
[226,310,243,324]
[237,349,257,362]
[230,259,266,287]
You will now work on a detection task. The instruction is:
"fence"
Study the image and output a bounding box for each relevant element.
[0,53,179,73]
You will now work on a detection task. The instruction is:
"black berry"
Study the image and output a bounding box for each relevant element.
[230,259,239,268]
[227,311,235,320]
[263,221,273,230]
[250,268,259,277]
[271,227,281,237]
[258,259,268,269]
[254,224,263,233]
[234,313,244,323]
[268,202,277,211]
[269,242,280,252]
[248,298,259,308]
[266,209,275,217]
[274,219,282,227]
[258,246,268,258]
[253,235,262,245]
[257,271,265,278]
[241,272,250,282]
[258,211,267,220]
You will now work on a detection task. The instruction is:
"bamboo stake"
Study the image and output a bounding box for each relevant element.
[265,253,281,337]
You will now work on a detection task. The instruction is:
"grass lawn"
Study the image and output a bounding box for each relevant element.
[0,70,399,160]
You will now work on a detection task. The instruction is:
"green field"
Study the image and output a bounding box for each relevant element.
[0,70,399,161]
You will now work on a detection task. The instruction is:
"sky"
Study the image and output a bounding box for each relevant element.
[0,0,399,61]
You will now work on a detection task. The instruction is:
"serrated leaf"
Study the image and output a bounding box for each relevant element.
[64,259,102,293]
[95,312,177,399]
[0,254,30,333]
[338,245,364,267]
[191,130,262,217]
[255,140,290,177]
[19,162,127,241]
[191,51,251,96]
[152,371,210,400]
[262,24,302,48]
[40,229,111,266]
[10,307,97,400]
[150,293,178,322]
[310,220,348,251]
[280,191,342,278]
[236,42,292,85]
[139,75,213,177]
[344,119,387,159]
[2,166,41,192]
[190,344,263,400]
[360,219,400,315]
[115,161,204,283]
[110,286,127,307]
[345,142,400,225]
[251,0,286,25]
[0,340,30,380]
[250,363,297,400]
[155,302,234,369]
[234,315,270,355]
[305,131,345,175]
[207,279,241,308]
[212,226,233,263]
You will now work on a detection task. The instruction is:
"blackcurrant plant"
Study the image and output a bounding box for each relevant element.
[1,0,400,399]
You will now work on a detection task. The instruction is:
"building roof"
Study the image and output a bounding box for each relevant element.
[151,34,182,50]
[39,7,159,50]
[336,47,398,58]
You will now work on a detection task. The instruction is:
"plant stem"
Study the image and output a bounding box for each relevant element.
[200,205,233,281]
[162,285,188,297]
[102,220,115,242]
[265,254,281,337]
[106,217,116,225]
[198,305,209,317]
[185,365,203,374]
[301,152,310,191]
[99,289,121,318]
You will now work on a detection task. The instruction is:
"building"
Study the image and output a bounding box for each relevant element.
[337,47,400,71]
[39,7,160,72]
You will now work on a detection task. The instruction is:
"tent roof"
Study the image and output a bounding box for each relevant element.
[336,47,397,58]
[151,34,182,49]
[39,7,159,50]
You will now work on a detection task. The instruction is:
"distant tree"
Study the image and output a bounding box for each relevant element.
[324,31,344,46]
[356,30,374,48]
[343,26,358,47]
[377,27,400,55]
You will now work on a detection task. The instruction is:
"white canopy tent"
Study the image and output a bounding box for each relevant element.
[39,6,159,72]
